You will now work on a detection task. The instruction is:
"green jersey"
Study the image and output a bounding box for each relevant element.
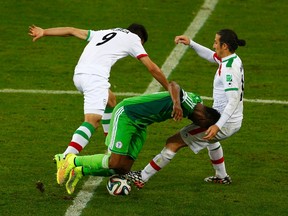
[119,89,202,126]
[106,89,202,160]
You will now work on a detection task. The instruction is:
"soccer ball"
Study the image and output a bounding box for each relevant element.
[106,175,131,196]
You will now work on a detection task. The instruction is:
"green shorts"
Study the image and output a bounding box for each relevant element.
[105,106,147,160]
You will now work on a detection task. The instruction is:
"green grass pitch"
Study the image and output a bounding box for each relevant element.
[0,0,287,215]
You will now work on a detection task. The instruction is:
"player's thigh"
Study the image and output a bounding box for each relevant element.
[106,111,142,159]
[74,74,109,115]
[166,132,188,152]
[216,122,241,140]
[180,122,242,154]
[179,124,210,154]
[128,127,147,160]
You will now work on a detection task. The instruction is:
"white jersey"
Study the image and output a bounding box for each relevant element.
[74,28,148,80]
[189,40,244,129]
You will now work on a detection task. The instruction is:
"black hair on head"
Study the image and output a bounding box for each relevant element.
[217,29,246,52]
[204,106,221,128]
[127,23,148,43]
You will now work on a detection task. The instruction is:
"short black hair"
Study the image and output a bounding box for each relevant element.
[204,106,221,128]
[188,104,220,129]
[127,23,148,43]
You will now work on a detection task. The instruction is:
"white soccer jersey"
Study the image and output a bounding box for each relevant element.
[74,28,148,80]
[212,53,244,128]
[189,40,244,129]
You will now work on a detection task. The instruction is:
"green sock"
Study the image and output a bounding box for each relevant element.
[83,167,115,176]
[75,154,115,177]
[75,154,110,169]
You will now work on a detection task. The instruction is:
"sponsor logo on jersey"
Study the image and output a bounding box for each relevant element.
[116,141,123,149]
[226,74,232,82]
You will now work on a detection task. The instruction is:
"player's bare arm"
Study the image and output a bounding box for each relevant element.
[29,25,88,41]
[139,56,183,120]
[139,56,170,90]
[168,81,183,121]
[174,35,190,45]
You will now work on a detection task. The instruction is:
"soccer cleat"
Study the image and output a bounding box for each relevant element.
[57,154,76,185]
[125,171,145,189]
[204,175,232,184]
[54,153,64,171]
[66,167,83,195]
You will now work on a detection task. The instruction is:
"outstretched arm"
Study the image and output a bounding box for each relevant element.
[28,25,89,42]
[174,35,190,45]
[139,56,170,90]
[175,35,215,63]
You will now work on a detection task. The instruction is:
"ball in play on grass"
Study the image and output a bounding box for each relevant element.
[106,175,131,196]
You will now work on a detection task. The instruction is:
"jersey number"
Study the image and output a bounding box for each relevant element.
[96,32,117,46]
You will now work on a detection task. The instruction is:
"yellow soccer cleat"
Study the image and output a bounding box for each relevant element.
[54,153,64,172]
[66,167,83,195]
[57,154,76,185]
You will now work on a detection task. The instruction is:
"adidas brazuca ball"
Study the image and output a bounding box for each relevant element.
[106,175,131,196]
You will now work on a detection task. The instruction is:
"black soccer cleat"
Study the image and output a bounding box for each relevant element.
[125,170,145,189]
[204,175,232,184]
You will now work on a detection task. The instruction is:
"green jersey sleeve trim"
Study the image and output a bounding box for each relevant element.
[181,90,202,112]
[86,30,91,41]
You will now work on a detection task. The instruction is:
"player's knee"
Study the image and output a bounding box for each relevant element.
[165,134,186,152]
[85,114,102,128]
[207,142,221,151]
[108,155,132,174]
[108,155,120,168]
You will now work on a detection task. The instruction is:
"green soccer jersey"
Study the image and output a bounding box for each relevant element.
[119,89,202,126]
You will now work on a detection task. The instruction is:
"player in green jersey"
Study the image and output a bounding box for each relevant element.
[57,81,220,194]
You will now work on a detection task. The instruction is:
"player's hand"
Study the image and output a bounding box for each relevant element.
[172,103,183,121]
[203,125,219,140]
[174,35,190,45]
[29,25,44,42]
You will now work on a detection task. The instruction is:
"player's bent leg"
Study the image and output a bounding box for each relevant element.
[166,132,188,152]
[127,134,187,189]
[84,113,102,129]
[205,142,231,184]
[63,121,96,156]
[108,154,134,174]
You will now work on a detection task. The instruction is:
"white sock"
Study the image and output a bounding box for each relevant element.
[63,122,95,156]
[207,142,227,178]
[142,147,176,182]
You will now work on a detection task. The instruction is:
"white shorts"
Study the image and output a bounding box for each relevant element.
[73,74,110,115]
[180,122,242,154]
